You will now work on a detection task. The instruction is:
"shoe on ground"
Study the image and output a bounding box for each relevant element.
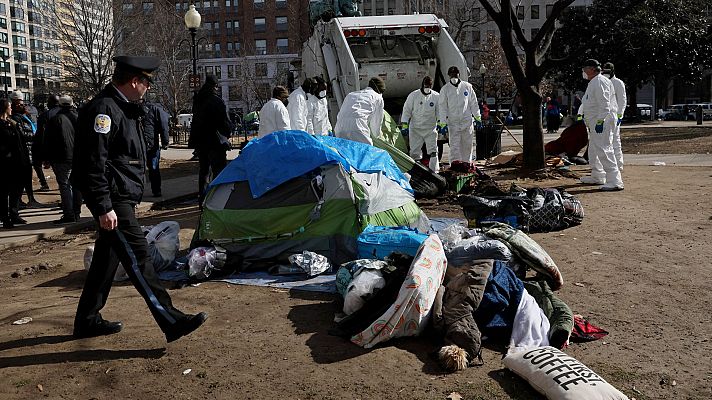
[600,185,624,192]
[73,319,123,338]
[11,217,27,224]
[579,176,605,185]
[36,186,51,192]
[53,216,77,225]
[166,312,208,343]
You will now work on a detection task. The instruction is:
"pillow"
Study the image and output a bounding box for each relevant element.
[503,346,629,400]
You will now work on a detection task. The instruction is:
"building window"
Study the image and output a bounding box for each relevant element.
[0,17,5,29]
[215,65,222,77]
[276,0,286,8]
[213,21,219,33]
[546,4,553,18]
[516,6,524,20]
[276,16,287,31]
[143,2,154,12]
[255,62,267,77]
[123,3,133,12]
[0,4,5,15]
[13,49,27,61]
[11,21,24,33]
[10,6,23,19]
[12,35,26,47]
[531,5,539,19]
[254,17,265,32]
[472,30,480,42]
[0,33,6,44]
[205,66,214,77]
[276,38,288,54]
[214,43,221,58]
[255,39,267,55]
[471,7,480,20]
[227,64,234,78]
[254,0,264,9]
[228,85,241,101]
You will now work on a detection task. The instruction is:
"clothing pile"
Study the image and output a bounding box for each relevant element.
[431,222,573,371]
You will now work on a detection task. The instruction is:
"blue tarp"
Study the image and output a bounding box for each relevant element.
[209,130,412,198]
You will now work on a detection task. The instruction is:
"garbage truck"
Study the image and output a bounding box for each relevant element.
[301,13,470,120]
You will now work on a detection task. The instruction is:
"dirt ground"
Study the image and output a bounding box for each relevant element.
[1,131,712,399]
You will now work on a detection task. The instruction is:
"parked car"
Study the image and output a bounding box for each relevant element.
[659,104,690,121]
[688,103,712,121]
[624,103,653,122]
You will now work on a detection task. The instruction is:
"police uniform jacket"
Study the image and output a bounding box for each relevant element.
[74,84,147,217]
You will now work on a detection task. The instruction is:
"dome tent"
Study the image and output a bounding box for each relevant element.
[192,131,429,269]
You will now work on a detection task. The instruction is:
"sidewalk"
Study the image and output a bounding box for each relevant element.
[0,173,199,252]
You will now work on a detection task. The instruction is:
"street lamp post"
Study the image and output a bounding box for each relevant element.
[184,4,202,90]
[479,63,487,101]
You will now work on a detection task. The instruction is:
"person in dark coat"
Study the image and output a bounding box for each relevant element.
[0,98,29,228]
[35,94,60,190]
[189,75,232,207]
[72,55,207,341]
[142,101,170,197]
[44,95,83,224]
[10,96,44,207]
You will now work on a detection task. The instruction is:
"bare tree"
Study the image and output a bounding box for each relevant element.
[54,0,120,99]
[477,0,645,168]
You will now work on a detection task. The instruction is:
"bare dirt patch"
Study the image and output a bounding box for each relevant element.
[1,163,711,399]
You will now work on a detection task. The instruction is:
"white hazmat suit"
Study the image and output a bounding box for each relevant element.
[402,88,440,172]
[438,80,481,162]
[334,87,384,145]
[286,86,311,132]
[257,98,291,138]
[307,94,332,135]
[579,73,623,189]
[609,75,627,170]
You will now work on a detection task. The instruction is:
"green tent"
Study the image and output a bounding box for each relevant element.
[192,131,429,269]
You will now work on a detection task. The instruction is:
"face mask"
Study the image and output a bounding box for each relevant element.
[582,71,588,80]
[318,90,327,98]
[422,87,432,95]
[450,78,459,85]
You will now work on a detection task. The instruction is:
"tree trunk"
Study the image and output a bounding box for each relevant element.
[521,88,545,169]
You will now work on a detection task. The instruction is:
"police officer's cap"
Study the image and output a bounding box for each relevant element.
[582,59,601,69]
[113,55,160,82]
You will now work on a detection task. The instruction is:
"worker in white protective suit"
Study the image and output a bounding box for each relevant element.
[257,86,291,138]
[287,78,315,132]
[401,76,440,172]
[602,62,627,171]
[334,77,385,145]
[578,59,624,191]
[438,66,481,163]
[307,76,332,136]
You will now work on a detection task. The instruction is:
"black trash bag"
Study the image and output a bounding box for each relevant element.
[526,188,567,232]
[409,162,447,199]
[459,195,531,232]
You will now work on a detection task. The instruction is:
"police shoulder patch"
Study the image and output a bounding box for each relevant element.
[94,114,111,134]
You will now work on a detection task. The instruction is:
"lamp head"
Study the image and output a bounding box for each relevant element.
[479,63,486,75]
[184,4,202,30]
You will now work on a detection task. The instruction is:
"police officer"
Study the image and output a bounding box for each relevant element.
[73,55,207,341]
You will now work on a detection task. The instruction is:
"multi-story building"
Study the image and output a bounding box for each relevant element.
[0,0,62,103]
[181,0,311,118]
[116,0,311,120]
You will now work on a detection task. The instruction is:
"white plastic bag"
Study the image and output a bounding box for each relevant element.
[187,246,227,279]
[439,224,468,250]
[288,251,331,277]
[145,221,180,272]
[84,245,129,281]
[343,268,386,315]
